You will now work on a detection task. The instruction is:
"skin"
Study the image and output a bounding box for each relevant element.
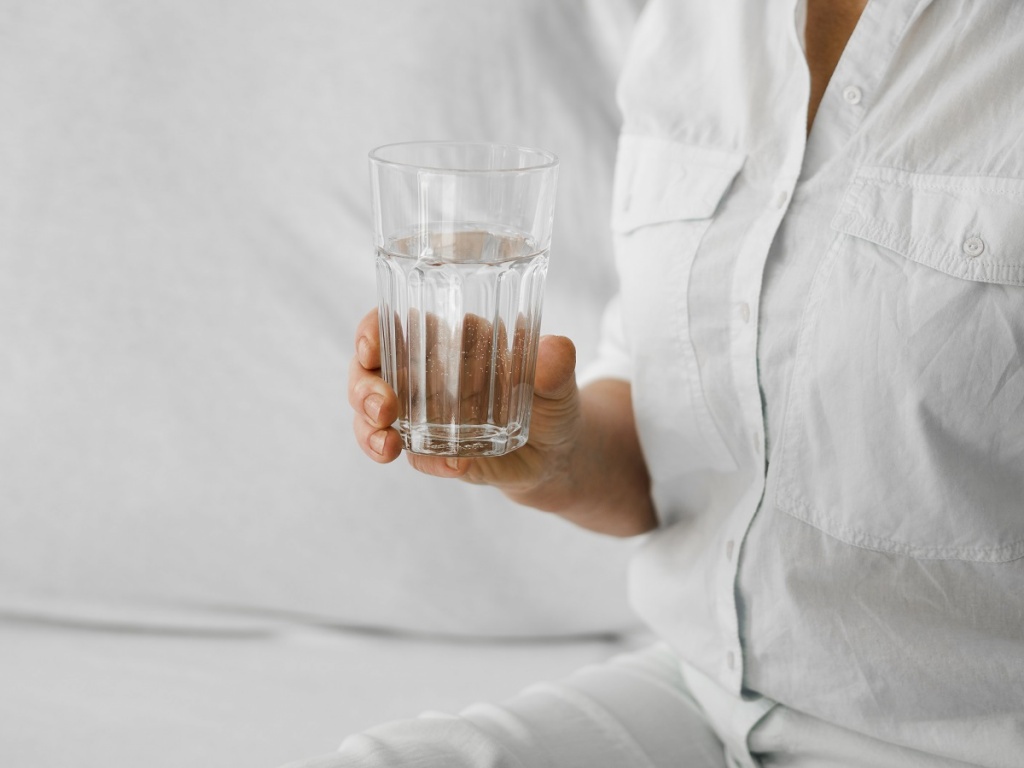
[348,1,869,538]
[350,311,653,536]
[806,0,870,132]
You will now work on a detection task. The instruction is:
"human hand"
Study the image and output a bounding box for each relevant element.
[348,308,582,508]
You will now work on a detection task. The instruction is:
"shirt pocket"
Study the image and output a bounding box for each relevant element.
[775,166,1024,563]
[611,135,744,478]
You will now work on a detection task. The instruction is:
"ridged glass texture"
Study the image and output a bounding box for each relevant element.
[376,230,548,456]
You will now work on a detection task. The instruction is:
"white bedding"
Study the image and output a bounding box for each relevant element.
[0,612,646,768]
[0,0,643,640]
[0,3,650,765]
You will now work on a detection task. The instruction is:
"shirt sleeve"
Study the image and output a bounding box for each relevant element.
[578,293,633,387]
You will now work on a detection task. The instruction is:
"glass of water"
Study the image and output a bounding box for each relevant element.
[369,141,559,457]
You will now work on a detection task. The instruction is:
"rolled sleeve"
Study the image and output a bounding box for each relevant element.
[578,294,633,387]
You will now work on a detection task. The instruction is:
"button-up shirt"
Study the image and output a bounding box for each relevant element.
[585,1,1024,764]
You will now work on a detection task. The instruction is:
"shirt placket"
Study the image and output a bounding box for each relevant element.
[714,0,809,695]
[723,0,932,702]
[800,0,932,180]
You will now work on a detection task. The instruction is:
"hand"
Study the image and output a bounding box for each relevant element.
[349,308,656,535]
[348,308,582,508]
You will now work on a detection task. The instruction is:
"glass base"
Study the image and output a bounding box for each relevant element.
[400,422,528,457]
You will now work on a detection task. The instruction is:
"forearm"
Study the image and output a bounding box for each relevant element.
[510,378,656,537]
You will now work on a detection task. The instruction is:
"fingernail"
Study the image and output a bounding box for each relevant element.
[369,430,386,455]
[363,393,383,422]
[356,336,371,365]
[445,458,460,472]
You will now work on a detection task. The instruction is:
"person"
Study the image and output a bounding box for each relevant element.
[332,0,1024,766]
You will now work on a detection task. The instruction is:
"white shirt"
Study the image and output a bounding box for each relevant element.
[588,0,1024,763]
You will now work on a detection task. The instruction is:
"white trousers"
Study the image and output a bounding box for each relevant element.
[282,645,978,768]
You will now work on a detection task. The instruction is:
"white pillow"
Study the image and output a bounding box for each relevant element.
[0,0,642,637]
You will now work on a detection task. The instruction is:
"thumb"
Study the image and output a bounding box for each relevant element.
[533,335,577,400]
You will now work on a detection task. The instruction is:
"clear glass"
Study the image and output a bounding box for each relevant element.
[369,141,558,457]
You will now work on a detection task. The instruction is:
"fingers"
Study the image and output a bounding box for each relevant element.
[534,335,577,401]
[347,353,397,423]
[405,452,470,479]
[354,309,381,369]
[353,412,403,464]
[349,307,402,463]
[348,306,580,485]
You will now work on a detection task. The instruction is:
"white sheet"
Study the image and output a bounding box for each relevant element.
[0,0,645,639]
[0,3,653,763]
[0,613,647,768]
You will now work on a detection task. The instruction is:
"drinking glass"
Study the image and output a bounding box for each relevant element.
[369,141,559,457]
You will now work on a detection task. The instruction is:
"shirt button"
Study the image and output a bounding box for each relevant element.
[773,189,790,209]
[726,650,736,670]
[842,85,863,105]
[963,236,985,257]
[738,302,751,324]
[725,539,735,561]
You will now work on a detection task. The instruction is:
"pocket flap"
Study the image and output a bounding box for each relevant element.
[831,166,1024,286]
[612,135,744,233]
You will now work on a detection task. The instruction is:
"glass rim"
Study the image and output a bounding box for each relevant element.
[368,140,559,174]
